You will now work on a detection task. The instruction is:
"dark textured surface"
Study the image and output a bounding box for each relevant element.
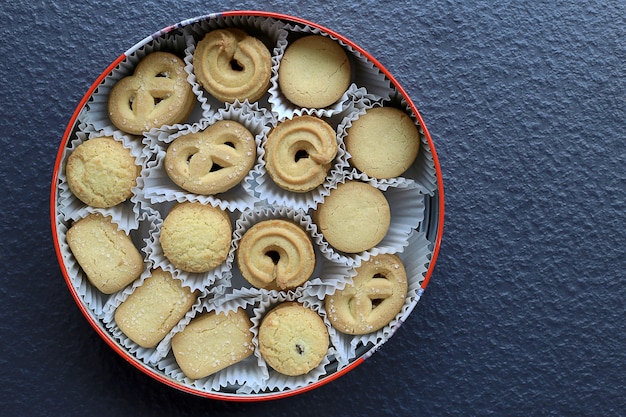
[1,1,625,415]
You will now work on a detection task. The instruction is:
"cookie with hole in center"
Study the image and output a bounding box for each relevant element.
[325,253,408,335]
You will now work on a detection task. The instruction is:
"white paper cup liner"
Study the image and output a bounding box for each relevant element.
[56,125,144,231]
[140,102,269,212]
[311,170,426,267]
[251,114,349,210]
[82,32,203,138]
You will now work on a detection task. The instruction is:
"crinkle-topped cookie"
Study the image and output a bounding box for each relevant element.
[193,28,272,103]
[108,51,196,135]
[278,35,351,108]
[258,302,329,376]
[160,202,232,273]
[325,253,407,335]
[66,136,140,208]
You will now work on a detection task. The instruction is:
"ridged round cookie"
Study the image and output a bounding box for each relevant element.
[313,181,390,253]
[108,51,196,135]
[325,254,408,335]
[164,120,256,195]
[237,219,315,290]
[160,202,232,273]
[278,35,351,108]
[258,302,329,376]
[345,107,420,179]
[193,28,272,103]
[114,268,197,348]
[264,115,338,192]
[66,137,140,208]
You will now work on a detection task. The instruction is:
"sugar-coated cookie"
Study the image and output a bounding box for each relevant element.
[325,254,408,335]
[66,213,143,294]
[345,107,420,179]
[278,35,351,108]
[171,308,254,379]
[237,219,315,290]
[313,181,390,253]
[194,28,272,103]
[264,115,337,192]
[108,51,196,135]
[160,202,232,273]
[115,268,197,348]
[258,302,329,376]
[66,137,140,208]
[165,120,256,195]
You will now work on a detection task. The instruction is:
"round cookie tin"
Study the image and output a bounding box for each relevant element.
[50,11,444,401]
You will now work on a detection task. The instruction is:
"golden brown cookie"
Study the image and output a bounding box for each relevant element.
[258,302,329,376]
[108,51,196,135]
[264,115,337,193]
[66,213,143,294]
[66,137,140,208]
[160,202,232,273]
[345,107,420,178]
[278,35,351,108]
[193,28,272,103]
[313,181,390,253]
[164,120,256,195]
[325,254,408,335]
[114,268,197,348]
[237,219,315,290]
[171,308,254,379]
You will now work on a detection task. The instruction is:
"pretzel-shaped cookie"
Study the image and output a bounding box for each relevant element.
[164,120,256,195]
[108,51,195,135]
[264,115,338,192]
[193,28,272,103]
[237,219,315,290]
[325,254,408,335]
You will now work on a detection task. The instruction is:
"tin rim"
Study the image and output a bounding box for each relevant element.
[49,10,444,401]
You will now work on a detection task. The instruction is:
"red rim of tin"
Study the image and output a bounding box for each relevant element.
[50,10,445,401]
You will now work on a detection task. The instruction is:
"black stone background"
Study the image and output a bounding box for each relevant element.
[1,1,624,416]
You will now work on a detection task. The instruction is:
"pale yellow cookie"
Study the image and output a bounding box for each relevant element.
[66,137,140,208]
[160,202,232,273]
[66,213,143,294]
[193,28,272,103]
[264,115,337,192]
[258,302,329,376]
[325,254,408,335]
[313,181,390,253]
[278,35,351,108]
[108,51,196,135]
[237,219,315,290]
[345,107,420,178]
[115,268,197,348]
[171,308,254,379]
[165,120,256,195]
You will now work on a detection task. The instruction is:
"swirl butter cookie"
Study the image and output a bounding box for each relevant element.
[114,268,197,349]
[160,202,232,273]
[108,51,196,135]
[278,35,351,108]
[193,28,272,103]
[325,254,408,335]
[237,219,315,290]
[345,107,420,179]
[164,120,256,195]
[258,302,329,376]
[66,136,140,208]
[264,115,337,193]
[313,181,390,253]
